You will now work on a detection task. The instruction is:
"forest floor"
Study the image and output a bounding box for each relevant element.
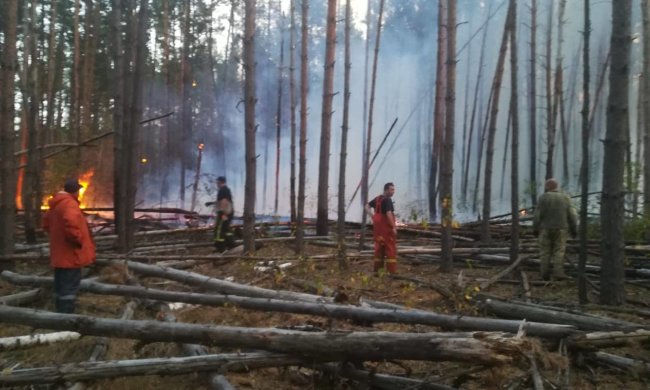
[0,224,649,390]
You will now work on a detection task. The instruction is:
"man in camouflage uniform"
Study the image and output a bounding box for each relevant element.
[533,178,578,280]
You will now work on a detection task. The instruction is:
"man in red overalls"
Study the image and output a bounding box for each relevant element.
[365,182,397,274]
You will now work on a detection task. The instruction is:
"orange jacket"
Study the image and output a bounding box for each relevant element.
[42,192,96,268]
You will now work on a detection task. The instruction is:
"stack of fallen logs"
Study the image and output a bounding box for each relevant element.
[0,224,649,388]
[0,259,649,388]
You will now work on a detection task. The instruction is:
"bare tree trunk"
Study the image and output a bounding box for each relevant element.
[555,0,568,185]
[508,0,520,264]
[337,0,352,270]
[243,0,257,254]
[529,0,538,207]
[179,0,193,209]
[316,0,338,236]
[480,4,514,241]
[360,0,372,227]
[296,0,309,255]
[71,0,82,165]
[23,0,40,245]
[274,22,285,217]
[579,0,591,304]
[429,0,447,221]
[0,0,18,260]
[440,0,456,272]
[289,0,297,223]
[360,0,386,249]
[643,0,650,236]
[600,0,631,305]
[461,3,491,207]
[544,1,555,180]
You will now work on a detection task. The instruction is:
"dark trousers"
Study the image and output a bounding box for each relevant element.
[54,268,81,313]
[214,212,234,251]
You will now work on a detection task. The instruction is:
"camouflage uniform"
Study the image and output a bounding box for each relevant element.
[533,189,577,280]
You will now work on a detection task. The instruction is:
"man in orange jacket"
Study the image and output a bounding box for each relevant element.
[42,178,96,313]
[365,182,398,274]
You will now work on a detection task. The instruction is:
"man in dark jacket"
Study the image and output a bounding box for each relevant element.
[206,176,234,252]
[533,178,577,280]
[42,178,96,313]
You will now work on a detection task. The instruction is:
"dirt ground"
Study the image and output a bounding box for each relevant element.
[0,227,649,389]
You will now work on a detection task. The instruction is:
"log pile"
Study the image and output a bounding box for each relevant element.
[0,221,648,388]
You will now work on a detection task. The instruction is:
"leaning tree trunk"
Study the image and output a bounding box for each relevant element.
[440,0,456,272]
[429,0,447,221]
[528,0,538,208]
[508,0,520,264]
[579,0,592,304]
[0,0,18,260]
[316,0,338,236]
[642,0,650,238]
[337,0,352,270]
[480,4,514,241]
[600,0,631,305]
[296,0,309,255]
[289,0,297,223]
[243,0,257,254]
[360,0,385,249]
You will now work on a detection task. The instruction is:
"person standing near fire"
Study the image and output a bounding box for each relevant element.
[533,178,577,281]
[42,178,96,313]
[205,176,234,252]
[365,182,398,275]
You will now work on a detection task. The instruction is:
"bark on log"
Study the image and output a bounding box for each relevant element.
[319,362,458,390]
[482,298,647,331]
[94,259,332,303]
[0,305,533,365]
[0,352,302,385]
[0,288,42,305]
[590,351,650,374]
[0,331,81,351]
[569,329,650,348]
[479,255,528,290]
[1,271,577,337]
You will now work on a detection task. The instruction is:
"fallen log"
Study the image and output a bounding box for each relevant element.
[479,255,528,290]
[0,288,42,306]
[481,298,647,331]
[0,352,303,385]
[319,362,457,390]
[0,331,81,351]
[589,351,650,374]
[0,272,577,337]
[0,306,532,365]
[568,329,650,349]
[94,259,333,303]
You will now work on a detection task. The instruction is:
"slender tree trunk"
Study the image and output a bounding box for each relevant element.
[0,0,18,259]
[499,103,512,199]
[429,0,447,221]
[179,0,192,209]
[360,0,386,249]
[440,0,457,272]
[360,0,372,225]
[508,0,520,264]
[243,0,257,254]
[643,0,650,236]
[337,0,352,270]
[555,0,568,185]
[461,5,490,207]
[544,1,555,180]
[274,20,284,216]
[600,0,631,305]
[579,0,591,304]
[289,0,297,223]
[480,4,514,241]
[316,0,338,236]
[71,0,82,165]
[529,0,538,207]
[296,0,309,255]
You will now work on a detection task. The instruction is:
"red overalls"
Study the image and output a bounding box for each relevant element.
[372,195,397,274]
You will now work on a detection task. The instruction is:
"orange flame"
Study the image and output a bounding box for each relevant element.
[41,169,95,210]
